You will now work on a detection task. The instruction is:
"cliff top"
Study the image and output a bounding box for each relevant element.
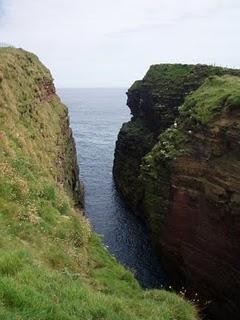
[130,63,240,90]
[0,47,52,80]
[127,63,240,130]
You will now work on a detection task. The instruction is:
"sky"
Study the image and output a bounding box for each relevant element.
[0,0,239,88]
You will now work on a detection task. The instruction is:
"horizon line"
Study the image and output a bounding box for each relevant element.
[56,86,128,90]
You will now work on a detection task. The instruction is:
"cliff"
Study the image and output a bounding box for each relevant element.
[113,65,240,319]
[0,47,83,207]
[0,48,197,320]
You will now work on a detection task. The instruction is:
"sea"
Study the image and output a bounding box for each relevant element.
[58,88,168,288]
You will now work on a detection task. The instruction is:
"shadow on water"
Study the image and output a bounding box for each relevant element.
[58,88,168,288]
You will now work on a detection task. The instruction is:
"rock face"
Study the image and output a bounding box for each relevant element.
[113,65,240,319]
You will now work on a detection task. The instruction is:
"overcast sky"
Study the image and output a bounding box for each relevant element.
[0,0,239,87]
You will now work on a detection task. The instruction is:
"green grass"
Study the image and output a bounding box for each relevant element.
[144,64,194,84]
[179,75,240,124]
[0,47,199,320]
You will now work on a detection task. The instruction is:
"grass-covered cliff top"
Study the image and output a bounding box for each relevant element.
[131,63,240,89]
[0,48,198,319]
[180,75,240,124]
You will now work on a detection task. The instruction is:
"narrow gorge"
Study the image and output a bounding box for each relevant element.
[0,48,198,320]
[113,64,240,319]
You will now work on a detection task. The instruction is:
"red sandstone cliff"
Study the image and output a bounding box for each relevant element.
[114,67,240,319]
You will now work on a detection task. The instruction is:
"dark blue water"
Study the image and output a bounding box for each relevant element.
[58,88,168,288]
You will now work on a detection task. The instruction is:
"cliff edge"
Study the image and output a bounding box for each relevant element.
[113,64,240,319]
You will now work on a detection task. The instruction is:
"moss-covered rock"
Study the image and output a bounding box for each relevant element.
[113,119,156,211]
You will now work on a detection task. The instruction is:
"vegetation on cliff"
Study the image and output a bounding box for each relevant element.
[113,119,156,210]
[0,48,198,320]
[180,75,240,125]
[142,74,240,171]
[138,73,240,223]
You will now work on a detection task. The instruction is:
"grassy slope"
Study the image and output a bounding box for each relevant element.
[0,48,198,320]
[180,75,240,124]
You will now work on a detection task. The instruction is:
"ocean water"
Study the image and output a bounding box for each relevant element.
[58,88,168,288]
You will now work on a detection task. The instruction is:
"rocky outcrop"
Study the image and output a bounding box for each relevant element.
[113,65,240,319]
[113,64,240,212]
